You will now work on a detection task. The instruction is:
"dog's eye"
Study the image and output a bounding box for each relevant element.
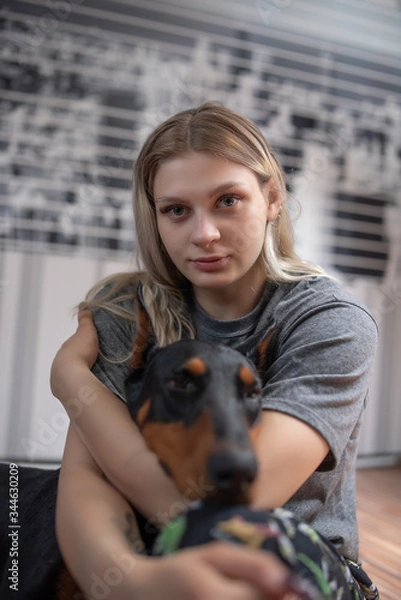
[168,374,196,393]
[242,384,261,401]
[243,386,262,425]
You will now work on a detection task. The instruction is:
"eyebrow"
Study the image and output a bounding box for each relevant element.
[154,180,249,204]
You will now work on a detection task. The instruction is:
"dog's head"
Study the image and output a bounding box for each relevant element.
[125,340,262,505]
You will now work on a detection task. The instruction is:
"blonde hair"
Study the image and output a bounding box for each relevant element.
[87,102,326,346]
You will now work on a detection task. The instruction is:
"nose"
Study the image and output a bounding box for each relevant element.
[190,214,220,246]
[207,449,258,502]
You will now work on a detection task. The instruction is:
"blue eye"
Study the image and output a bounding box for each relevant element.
[220,195,239,207]
[171,205,185,216]
[160,205,187,218]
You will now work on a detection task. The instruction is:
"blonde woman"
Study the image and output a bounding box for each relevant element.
[51,103,378,599]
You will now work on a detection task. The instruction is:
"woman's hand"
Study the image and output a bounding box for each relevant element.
[116,544,307,600]
[50,307,98,400]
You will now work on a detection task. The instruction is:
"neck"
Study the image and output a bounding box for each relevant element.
[194,279,267,320]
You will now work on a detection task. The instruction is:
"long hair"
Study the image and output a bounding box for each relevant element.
[87,102,326,346]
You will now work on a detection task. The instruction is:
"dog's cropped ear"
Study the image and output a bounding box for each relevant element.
[125,345,160,421]
[126,297,156,420]
[255,331,276,377]
[131,301,156,370]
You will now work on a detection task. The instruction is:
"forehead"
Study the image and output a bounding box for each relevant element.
[153,151,260,200]
[150,342,255,380]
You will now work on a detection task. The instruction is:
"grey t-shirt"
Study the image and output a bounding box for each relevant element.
[92,275,378,561]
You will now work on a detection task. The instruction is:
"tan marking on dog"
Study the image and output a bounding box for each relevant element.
[136,398,151,427]
[141,411,217,501]
[239,365,255,386]
[184,357,207,375]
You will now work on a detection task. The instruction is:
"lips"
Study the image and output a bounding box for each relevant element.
[191,256,229,272]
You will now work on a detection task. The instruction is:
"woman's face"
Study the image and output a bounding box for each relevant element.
[153,151,279,307]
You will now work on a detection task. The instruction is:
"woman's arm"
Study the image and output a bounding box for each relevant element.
[56,424,143,592]
[51,309,183,524]
[57,425,302,600]
[251,411,328,509]
[251,302,378,510]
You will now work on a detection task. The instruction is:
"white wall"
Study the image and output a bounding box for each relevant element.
[0,251,130,462]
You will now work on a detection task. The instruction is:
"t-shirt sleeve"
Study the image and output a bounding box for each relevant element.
[91,305,136,403]
[261,301,378,470]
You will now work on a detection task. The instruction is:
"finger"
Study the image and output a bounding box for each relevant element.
[200,542,307,598]
[204,579,269,600]
[77,305,94,327]
[78,302,92,315]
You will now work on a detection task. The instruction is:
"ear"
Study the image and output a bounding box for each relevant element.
[125,345,160,420]
[131,301,155,369]
[263,178,281,223]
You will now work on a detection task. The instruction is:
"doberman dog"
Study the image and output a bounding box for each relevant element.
[0,340,344,599]
[125,339,263,508]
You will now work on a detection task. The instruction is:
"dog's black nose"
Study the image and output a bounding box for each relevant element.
[207,449,258,500]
